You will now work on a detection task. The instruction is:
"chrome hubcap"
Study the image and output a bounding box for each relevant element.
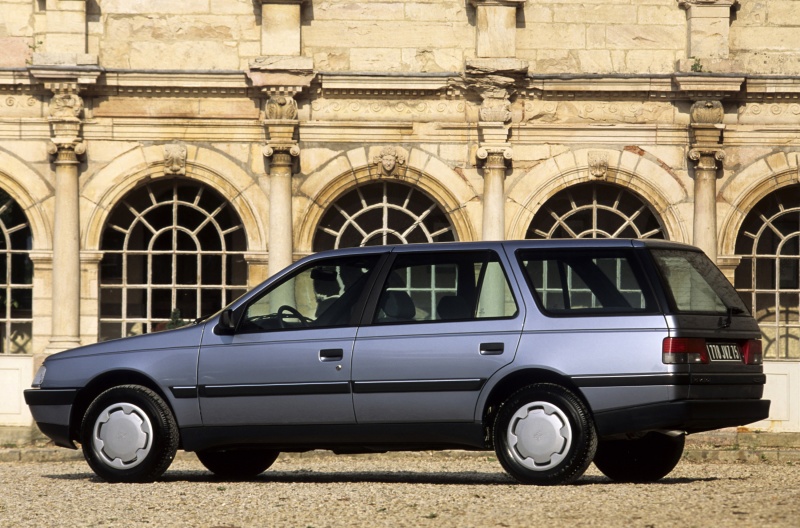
[92,403,153,469]
[507,401,572,471]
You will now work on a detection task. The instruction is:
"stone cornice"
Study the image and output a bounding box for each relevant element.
[319,74,453,97]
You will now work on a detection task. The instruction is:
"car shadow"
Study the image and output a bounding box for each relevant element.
[43,471,721,486]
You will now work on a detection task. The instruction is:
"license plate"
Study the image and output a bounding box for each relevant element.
[706,342,741,362]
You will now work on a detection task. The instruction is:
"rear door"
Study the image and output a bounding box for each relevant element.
[351,247,523,424]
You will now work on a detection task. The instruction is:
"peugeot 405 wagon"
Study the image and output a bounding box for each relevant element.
[25,239,769,485]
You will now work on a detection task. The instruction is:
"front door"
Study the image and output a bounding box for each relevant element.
[198,253,383,426]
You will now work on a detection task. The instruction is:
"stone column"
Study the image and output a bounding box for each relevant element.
[688,100,725,262]
[263,95,300,277]
[477,139,512,241]
[45,90,85,352]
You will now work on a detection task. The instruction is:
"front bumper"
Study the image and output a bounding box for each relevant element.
[593,399,771,437]
[23,388,79,449]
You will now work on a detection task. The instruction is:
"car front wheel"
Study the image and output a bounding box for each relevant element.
[593,432,685,482]
[196,448,280,479]
[80,385,179,483]
[493,383,597,485]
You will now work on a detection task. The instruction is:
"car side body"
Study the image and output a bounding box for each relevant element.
[25,239,770,484]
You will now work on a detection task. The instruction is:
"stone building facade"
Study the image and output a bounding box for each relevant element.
[1,0,800,432]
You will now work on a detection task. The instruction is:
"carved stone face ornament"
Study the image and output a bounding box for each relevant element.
[49,93,84,119]
[588,151,609,179]
[373,146,406,176]
[164,142,187,176]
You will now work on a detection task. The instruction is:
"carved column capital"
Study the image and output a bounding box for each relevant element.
[689,147,725,171]
[476,146,513,167]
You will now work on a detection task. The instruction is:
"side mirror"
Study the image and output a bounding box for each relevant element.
[214,309,236,335]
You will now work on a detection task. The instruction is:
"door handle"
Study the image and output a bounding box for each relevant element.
[480,342,504,355]
[319,348,344,361]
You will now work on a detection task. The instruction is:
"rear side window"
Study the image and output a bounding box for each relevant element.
[372,250,518,324]
[650,249,748,315]
[518,249,658,316]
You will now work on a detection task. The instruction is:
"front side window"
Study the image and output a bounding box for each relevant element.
[652,249,748,315]
[373,251,517,324]
[238,255,380,333]
[519,249,657,316]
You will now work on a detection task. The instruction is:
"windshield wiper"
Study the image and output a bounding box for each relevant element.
[719,306,744,329]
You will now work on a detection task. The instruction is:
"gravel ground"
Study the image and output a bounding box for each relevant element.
[1,451,799,528]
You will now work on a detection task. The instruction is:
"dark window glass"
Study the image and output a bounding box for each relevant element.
[372,251,517,324]
[519,249,657,316]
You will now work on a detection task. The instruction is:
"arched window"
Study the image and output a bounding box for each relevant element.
[734,184,800,359]
[313,181,455,251]
[0,189,32,354]
[98,179,248,341]
[525,182,665,240]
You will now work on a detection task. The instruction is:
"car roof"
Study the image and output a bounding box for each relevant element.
[306,238,700,260]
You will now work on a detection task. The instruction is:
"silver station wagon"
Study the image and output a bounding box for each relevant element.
[25,239,769,485]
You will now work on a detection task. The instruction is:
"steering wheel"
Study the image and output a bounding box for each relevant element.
[277,305,312,328]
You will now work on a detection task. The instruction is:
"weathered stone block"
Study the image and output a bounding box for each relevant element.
[732,27,800,52]
[350,48,403,72]
[553,4,631,24]
[604,24,684,51]
[312,1,405,21]
[405,2,465,23]
[518,23,586,51]
[0,37,30,67]
[100,0,211,15]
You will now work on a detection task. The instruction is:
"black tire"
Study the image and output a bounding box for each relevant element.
[493,383,597,485]
[80,385,179,483]
[196,448,280,479]
[593,432,685,482]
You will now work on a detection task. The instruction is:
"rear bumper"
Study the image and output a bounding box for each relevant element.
[593,399,771,437]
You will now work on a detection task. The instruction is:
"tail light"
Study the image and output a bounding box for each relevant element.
[662,337,708,364]
[742,339,763,365]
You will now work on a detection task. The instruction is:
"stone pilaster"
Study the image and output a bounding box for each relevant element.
[259,0,307,57]
[263,95,300,276]
[679,0,737,62]
[469,0,526,59]
[688,99,725,261]
[45,88,85,353]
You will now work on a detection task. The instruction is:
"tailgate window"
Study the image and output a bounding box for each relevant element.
[518,249,658,316]
[650,249,748,315]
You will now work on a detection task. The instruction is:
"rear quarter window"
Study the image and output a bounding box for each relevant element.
[649,248,749,315]
[517,249,659,316]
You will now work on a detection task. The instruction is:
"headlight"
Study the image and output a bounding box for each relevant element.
[32,365,46,388]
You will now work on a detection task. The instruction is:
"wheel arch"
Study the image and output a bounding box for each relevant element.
[480,368,591,439]
[69,370,176,445]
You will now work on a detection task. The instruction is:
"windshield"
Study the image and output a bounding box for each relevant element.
[650,249,749,315]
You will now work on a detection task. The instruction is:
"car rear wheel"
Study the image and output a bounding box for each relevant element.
[80,385,179,483]
[493,383,597,485]
[593,432,685,482]
[196,448,280,479]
